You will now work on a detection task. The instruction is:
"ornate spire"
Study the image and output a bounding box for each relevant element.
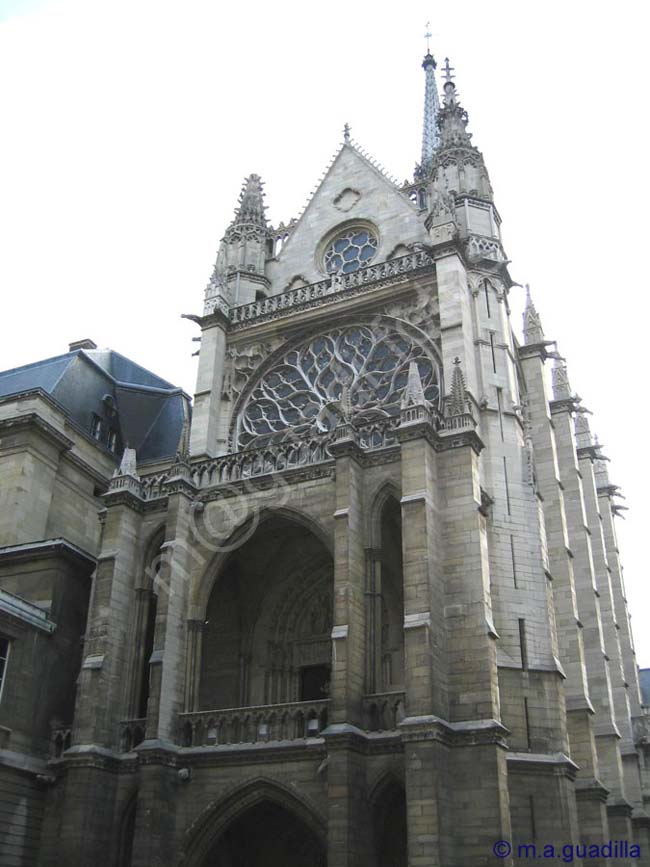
[574,410,593,449]
[523,284,545,345]
[401,361,427,409]
[420,48,441,173]
[175,416,191,463]
[552,358,571,400]
[225,174,267,242]
[114,446,139,479]
[448,356,469,416]
[436,58,472,149]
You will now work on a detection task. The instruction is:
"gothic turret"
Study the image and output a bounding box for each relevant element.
[425,58,502,260]
[207,174,270,308]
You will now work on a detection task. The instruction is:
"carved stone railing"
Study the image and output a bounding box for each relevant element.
[50,724,72,758]
[444,411,476,431]
[191,437,333,489]
[177,699,330,747]
[362,691,406,732]
[230,251,435,327]
[119,718,147,753]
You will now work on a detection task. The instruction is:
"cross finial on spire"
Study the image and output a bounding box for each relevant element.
[424,21,432,53]
[343,122,350,143]
[442,57,455,84]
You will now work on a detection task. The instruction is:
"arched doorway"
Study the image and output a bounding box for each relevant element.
[199,516,333,712]
[201,799,326,867]
[372,778,407,867]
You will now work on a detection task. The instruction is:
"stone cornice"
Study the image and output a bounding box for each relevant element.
[0,411,73,452]
[507,751,579,780]
[606,798,634,818]
[549,397,580,415]
[399,715,509,748]
[102,488,146,513]
[577,444,601,461]
[517,341,556,362]
[0,537,96,570]
[574,777,610,803]
[437,427,484,455]
[51,743,136,774]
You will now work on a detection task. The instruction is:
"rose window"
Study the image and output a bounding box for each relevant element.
[236,324,440,449]
[323,228,378,275]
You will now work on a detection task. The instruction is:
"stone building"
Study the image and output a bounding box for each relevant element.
[1,50,649,866]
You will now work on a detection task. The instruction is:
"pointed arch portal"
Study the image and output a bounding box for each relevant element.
[182,781,328,867]
[200,799,326,867]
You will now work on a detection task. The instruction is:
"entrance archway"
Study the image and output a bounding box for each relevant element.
[199,515,333,710]
[201,799,326,867]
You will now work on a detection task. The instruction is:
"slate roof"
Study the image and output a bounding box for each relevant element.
[0,348,190,463]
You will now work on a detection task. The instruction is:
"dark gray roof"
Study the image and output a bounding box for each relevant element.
[640,669,650,706]
[0,349,190,463]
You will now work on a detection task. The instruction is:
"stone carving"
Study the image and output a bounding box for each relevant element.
[333,187,361,212]
[552,359,572,400]
[382,292,438,336]
[236,324,441,449]
[221,340,283,403]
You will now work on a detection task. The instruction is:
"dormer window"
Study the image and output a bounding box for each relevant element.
[323,227,378,276]
[108,430,118,452]
[90,415,103,440]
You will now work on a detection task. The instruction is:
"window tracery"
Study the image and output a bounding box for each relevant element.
[323,227,378,275]
[236,323,440,449]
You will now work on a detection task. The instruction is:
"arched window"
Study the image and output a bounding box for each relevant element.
[127,532,164,721]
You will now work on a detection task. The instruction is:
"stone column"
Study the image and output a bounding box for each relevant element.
[184,619,205,712]
[551,394,618,854]
[328,426,366,727]
[397,421,440,718]
[364,548,383,696]
[73,483,144,747]
[189,309,229,458]
[518,344,597,774]
[324,428,371,867]
[144,464,197,742]
[54,477,145,867]
[324,730,372,867]
[578,444,640,865]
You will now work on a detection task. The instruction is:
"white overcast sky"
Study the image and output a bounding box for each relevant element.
[1,0,649,667]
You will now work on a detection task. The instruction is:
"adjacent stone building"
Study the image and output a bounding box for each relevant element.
[0,50,649,866]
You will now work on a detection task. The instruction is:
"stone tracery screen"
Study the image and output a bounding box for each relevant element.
[236,323,440,449]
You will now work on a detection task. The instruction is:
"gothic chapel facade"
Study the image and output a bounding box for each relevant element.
[2,49,650,867]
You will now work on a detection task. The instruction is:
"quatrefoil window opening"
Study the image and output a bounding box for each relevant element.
[323,228,378,276]
[237,325,440,449]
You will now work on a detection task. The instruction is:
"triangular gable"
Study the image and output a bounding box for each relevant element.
[266,141,428,292]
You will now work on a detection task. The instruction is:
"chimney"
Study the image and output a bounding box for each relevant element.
[68,339,98,352]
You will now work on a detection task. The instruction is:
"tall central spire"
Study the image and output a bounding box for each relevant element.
[421,50,441,174]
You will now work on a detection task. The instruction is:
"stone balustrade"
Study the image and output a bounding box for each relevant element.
[190,437,333,489]
[177,699,330,747]
[229,250,435,327]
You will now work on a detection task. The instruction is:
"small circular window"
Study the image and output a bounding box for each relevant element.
[323,227,378,275]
